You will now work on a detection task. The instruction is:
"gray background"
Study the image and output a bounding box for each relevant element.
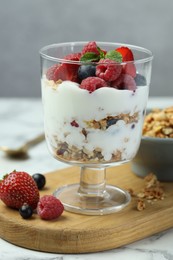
[0,0,172,98]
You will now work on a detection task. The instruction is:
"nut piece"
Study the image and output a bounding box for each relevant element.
[137,199,146,211]
[128,172,165,211]
[143,106,173,138]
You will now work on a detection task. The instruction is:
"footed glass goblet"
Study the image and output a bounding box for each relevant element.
[40,42,153,215]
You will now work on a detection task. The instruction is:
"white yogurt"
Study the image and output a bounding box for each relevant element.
[42,79,149,164]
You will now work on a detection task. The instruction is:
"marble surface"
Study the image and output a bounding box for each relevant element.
[0,97,173,260]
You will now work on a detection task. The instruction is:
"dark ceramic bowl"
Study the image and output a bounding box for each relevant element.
[131,136,173,182]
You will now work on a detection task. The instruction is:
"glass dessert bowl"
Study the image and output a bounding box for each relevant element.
[40,41,153,215]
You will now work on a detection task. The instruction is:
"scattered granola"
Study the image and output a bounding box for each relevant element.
[143,106,173,138]
[137,199,146,211]
[128,173,165,211]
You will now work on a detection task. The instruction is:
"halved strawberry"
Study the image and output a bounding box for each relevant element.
[116,47,134,62]
[116,46,136,78]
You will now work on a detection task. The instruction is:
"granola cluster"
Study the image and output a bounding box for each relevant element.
[128,173,165,211]
[56,141,122,163]
[85,112,139,130]
[54,112,139,163]
[43,77,63,89]
[143,106,173,138]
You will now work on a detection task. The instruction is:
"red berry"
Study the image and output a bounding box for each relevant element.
[70,120,79,127]
[116,46,136,78]
[46,64,59,80]
[46,53,81,82]
[116,46,134,62]
[0,171,40,209]
[81,41,100,56]
[123,63,136,78]
[80,77,107,93]
[37,195,64,220]
[111,74,136,91]
[64,53,81,61]
[96,59,122,82]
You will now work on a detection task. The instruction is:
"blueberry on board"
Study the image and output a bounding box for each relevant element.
[19,204,33,219]
[78,65,96,80]
[32,173,46,190]
[134,74,147,86]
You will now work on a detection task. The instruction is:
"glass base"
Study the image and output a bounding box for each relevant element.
[53,183,131,215]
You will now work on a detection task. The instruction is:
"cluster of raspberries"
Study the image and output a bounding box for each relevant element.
[46,41,138,92]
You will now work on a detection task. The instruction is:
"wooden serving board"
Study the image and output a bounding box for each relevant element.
[0,164,173,254]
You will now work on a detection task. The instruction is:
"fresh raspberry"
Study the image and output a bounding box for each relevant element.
[116,46,136,78]
[46,53,81,82]
[64,52,81,61]
[111,73,136,91]
[0,171,39,210]
[46,63,78,82]
[80,77,107,93]
[96,59,122,82]
[81,41,100,56]
[123,63,136,78]
[46,64,59,80]
[37,195,64,220]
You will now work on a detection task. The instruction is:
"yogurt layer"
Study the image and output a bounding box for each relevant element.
[42,79,149,165]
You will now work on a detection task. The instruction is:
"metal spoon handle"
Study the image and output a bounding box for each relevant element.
[22,133,45,150]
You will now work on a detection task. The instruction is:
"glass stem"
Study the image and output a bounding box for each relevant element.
[78,167,106,197]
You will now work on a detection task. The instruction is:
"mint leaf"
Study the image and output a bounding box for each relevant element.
[105,50,122,62]
[97,46,105,59]
[80,52,100,62]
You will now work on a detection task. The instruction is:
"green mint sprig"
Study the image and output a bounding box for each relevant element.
[97,46,105,59]
[105,50,122,62]
[80,46,123,63]
[80,52,100,62]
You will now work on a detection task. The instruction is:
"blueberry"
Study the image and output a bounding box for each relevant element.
[106,118,119,128]
[32,173,46,190]
[19,204,33,219]
[134,74,147,86]
[78,65,96,80]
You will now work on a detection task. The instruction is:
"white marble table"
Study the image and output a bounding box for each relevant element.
[0,97,173,260]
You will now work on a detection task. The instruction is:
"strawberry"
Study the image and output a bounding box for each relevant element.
[0,171,40,209]
[116,46,136,78]
[46,53,81,82]
[116,46,134,62]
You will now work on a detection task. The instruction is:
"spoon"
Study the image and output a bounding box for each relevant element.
[0,133,45,158]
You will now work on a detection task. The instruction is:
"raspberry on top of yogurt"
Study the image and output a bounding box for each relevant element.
[45,41,146,92]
